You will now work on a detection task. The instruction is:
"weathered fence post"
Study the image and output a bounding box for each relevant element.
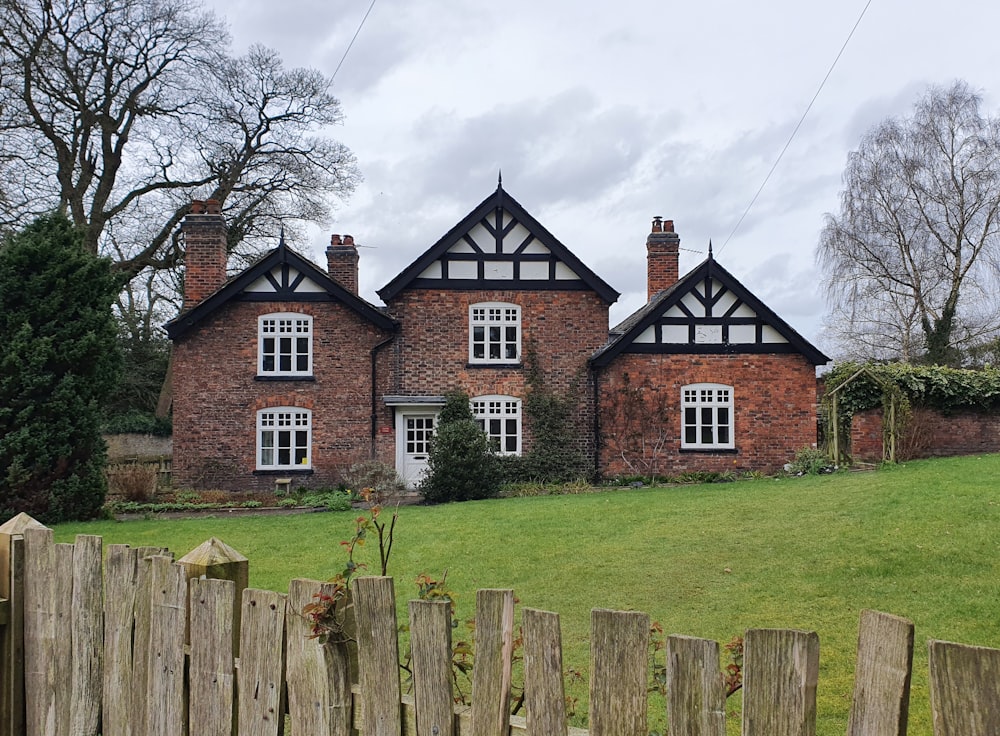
[742,628,819,736]
[846,610,913,736]
[665,635,726,736]
[286,579,352,736]
[188,577,236,736]
[132,547,172,736]
[928,639,1000,735]
[589,609,649,736]
[179,537,248,656]
[69,535,103,736]
[103,545,138,736]
[408,599,455,736]
[523,608,567,736]
[352,576,401,736]
[22,526,56,736]
[471,589,515,736]
[237,587,287,736]
[147,555,187,736]
[0,513,44,736]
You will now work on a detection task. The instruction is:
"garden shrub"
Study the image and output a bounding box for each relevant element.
[421,391,500,503]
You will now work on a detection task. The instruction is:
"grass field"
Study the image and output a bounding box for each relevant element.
[54,454,1000,735]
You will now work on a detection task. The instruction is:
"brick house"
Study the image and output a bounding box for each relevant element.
[590,219,829,477]
[167,189,828,492]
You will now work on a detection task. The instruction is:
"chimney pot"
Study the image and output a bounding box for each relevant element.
[205,199,221,215]
[652,216,663,233]
[664,219,674,233]
[326,234,359,294]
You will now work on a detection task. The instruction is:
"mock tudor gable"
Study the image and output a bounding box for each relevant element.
[591,249,829,367]
[378,183,619,303]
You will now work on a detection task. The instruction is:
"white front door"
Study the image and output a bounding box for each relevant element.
[396,412,436,488]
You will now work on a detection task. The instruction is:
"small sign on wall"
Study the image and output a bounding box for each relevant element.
[379,426,393,434]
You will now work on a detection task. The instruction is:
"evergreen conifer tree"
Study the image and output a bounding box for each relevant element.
[0,214,122,521]
[421,391,500,503]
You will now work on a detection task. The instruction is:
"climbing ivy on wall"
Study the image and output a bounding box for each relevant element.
[824,362,1000,417]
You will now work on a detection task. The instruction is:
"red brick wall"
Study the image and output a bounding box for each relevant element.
[851,406,1000,462]
[850,409,884,462]
[385,289,610,457]
[598,353,819,477]
[172,300,394,492]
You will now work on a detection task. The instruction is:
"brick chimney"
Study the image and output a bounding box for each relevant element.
[182,199,228,309]
[326,234,359,295]
[646,216,680,300]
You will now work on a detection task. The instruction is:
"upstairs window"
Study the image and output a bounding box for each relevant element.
[472,395,521,454]
[257,408,311,469]
[469,303,520,364]
[259,313,312,376]
[681,384,734,450]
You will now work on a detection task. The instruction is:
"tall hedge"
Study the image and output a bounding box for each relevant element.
[0,214,122,522]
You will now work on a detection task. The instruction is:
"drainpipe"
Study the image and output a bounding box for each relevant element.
[370,334,396,459]
[591,364,601,479]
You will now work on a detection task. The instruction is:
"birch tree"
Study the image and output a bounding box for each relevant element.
[818,81,1000,365]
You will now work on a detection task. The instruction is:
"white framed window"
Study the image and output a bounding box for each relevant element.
[257,407,312,469]
[258,313,312,376]
[472,395,521,454]
[681,384,734,449]
[469,303,520,364]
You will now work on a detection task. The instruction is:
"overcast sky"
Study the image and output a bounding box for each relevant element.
[213,0,1000,351]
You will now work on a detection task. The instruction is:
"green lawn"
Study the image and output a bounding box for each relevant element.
[55,455,1000,735]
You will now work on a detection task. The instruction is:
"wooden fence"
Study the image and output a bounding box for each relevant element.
[1,518,999,735]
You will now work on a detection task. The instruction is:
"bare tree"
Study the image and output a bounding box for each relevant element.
[818,81,1000,365]
[0,0,360,277]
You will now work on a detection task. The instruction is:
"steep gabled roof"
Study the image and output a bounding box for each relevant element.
[590,253,829,367]
[166,238,396,340]
[377,184,619,304]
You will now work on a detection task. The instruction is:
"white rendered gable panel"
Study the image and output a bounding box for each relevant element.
[680,291,706,317]
[713,289,738,315]
[501,223,532,253]
[484,261,514,279]
[449,232,480,254]
[761,325,788,344]
[635,326,657,343]
[731,303,756,318]
[449,261,478,279]
[520,261,549,279]
[501,210,512,229]
[661,324,689,342]
[554,262,580,281]
[418,262,442,279]
[728,324,757,343]
[521,240,550,255]
[467,223,495,252]
[664,304,687,318]
[245,267,325,293]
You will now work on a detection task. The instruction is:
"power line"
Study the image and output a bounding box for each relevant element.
[717,0,874,255]
[331,0,378,83]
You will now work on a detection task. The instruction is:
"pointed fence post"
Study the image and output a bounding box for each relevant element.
[0,513,47,736]
[179,537,248,656]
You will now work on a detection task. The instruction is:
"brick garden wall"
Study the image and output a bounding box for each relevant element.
[172,300,394,492]
[851,406,1000,462]
[598,352,820,477]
